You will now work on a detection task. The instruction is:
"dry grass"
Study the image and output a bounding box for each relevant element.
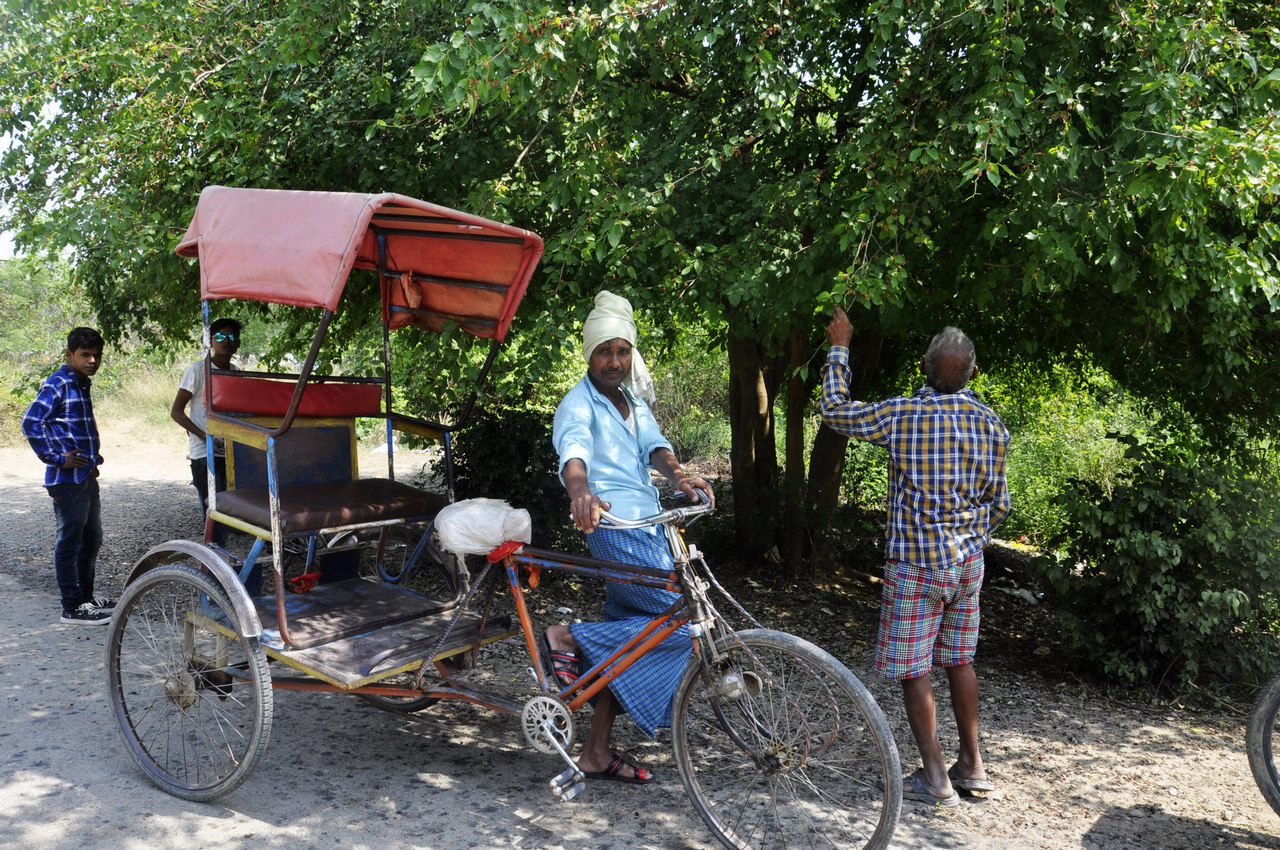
[0,360,183,449]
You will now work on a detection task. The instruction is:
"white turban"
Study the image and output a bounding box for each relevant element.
[581,290,656,404]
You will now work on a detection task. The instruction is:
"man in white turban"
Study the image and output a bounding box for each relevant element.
[579,290,656,404]
[542,290,713,785]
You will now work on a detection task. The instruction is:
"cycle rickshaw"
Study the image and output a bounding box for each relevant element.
[105,186,903,849]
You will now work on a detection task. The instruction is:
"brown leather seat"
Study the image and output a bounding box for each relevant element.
[216,479,449,535]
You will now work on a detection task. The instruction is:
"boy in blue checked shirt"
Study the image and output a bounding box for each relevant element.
[821,307,1010,807]
[23,327,114,625]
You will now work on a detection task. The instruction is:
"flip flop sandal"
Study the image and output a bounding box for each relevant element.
[902,769,960,807]
[584,755,655,785]
[947,764,996,793]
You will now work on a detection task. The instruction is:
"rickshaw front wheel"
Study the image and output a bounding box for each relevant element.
[106,563,273,801]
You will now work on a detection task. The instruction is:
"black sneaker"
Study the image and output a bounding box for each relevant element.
[90,595,116,610]
[60,602,111,625]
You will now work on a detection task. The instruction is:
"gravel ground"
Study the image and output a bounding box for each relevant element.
[3,415,1280,849]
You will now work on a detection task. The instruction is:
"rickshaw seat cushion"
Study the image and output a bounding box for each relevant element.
[216,479,449,535]
[211,374,383,418]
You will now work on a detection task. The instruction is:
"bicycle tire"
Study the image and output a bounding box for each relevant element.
[357,668,442,714]
[105,563,273,801]
[1247,670,1280,818]
[672,629,902,850]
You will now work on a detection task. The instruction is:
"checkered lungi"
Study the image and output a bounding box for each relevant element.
[568,525,691,738]
[873,552,984,681]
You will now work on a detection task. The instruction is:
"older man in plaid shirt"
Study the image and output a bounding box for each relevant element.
[821,306,1010,807]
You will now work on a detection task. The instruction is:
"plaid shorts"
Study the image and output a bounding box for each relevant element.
[872,553,984,681]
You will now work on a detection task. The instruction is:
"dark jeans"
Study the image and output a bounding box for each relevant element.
[191,456,230,546]
[49,478,103,613]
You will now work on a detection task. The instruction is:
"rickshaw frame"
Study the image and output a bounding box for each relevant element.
[104,186,902,850]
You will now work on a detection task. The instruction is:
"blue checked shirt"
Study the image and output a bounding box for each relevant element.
[22,365,103,487]
[820,346,1010,569]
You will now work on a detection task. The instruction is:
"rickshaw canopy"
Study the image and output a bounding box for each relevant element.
[175,186,544,342]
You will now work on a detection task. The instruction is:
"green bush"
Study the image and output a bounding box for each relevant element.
[452,400,582,552]
[983,361,1148,547]
[651,334,731,465]
[832,359,1146,546]
[1032,429,1280,691]
[840,439,889,512]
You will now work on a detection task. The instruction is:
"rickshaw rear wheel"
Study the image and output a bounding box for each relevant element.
[671,629,901,850]
[357,668,441,714]
[327,523,464,603]
[106,563,273,801]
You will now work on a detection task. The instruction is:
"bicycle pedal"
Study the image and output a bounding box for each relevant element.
[554,781,584,802]
[550,767,585,801]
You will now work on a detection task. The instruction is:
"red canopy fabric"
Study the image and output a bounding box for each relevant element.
[175,186,544,342]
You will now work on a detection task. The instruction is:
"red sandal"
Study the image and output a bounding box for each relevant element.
[539,633,580,686]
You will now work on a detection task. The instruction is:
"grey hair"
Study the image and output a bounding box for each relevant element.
[923,326,977,393]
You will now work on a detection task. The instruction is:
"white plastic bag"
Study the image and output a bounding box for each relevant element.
[434,498,533,557]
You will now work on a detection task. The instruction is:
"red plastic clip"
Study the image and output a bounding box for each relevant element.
[487,540,523,562]
[487,540,536,587]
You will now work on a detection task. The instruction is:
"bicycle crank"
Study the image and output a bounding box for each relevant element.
[521,695,584,801]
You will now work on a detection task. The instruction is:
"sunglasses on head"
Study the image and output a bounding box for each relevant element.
[213,331,240,343]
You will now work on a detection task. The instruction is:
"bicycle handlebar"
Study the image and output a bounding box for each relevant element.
[598,500,714,530]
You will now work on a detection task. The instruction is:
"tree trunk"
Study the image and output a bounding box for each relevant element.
[727,331,778,556]
[805,424,850,538]
[780,328,811,568]
[804,326,884,535]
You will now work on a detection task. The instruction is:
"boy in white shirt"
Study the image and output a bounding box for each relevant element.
[170,318,241,546]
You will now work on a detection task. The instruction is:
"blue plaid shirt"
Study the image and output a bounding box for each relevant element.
[820,346,1010,569]
[22,365,103,487]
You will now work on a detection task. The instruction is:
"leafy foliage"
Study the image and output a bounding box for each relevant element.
[1033,429,1280,691]
[3,0,1280,558]
[839,439,890,515]
[983,360,1150,547]
[0,257,92,387]
[650,331,732,466]
[451,399,581,552]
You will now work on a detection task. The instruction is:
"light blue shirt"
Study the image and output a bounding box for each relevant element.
[553,375,673,521]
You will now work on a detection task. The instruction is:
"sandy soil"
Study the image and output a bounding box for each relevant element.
[2,415,1279,849]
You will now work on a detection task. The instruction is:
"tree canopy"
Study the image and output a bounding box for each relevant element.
[2,0,1278,556]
